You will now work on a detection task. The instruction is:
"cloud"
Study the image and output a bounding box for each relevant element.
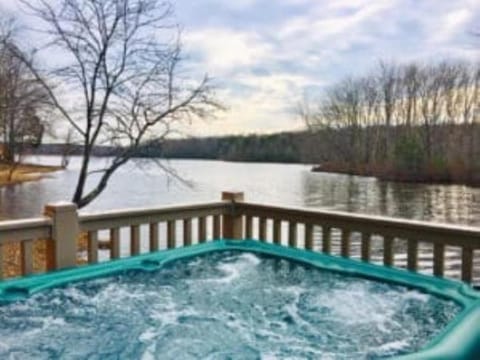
[9,0,480,137]
[184,28,273,74]
[179,0,480,135]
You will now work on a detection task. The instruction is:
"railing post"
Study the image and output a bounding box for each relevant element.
[221,191,244,239]
[44,202,79,270]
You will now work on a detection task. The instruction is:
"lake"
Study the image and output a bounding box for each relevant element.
[1,156,479,226]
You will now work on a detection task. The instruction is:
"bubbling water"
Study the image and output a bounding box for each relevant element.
[0,251,460,359]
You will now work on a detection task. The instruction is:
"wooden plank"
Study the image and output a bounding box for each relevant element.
[183,219,192,246]
[259,217,267,242]
[149,223,159,252]
[341,229,351,257]
[273,219,281,245]
[0,244,3,279]
[462,247,473,283]
[198,216,207,243]
[407,239,418,271]
[305,223,313,250]
[88,231,99,264]
[213,215,221,239]
[288,222,297,248]
[245,215,253,239]
[322,226,331,254]
[383,235,394,266]
[21,240,34,275]
[361,232,371,262]
[45,239,55,271]
[222,211,243,240]
[167,220,176,249]
[433,243,445,277]
[130,225,140,255]
[110,228,120,259]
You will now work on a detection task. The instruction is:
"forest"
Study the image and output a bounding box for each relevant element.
[301,60,480,184]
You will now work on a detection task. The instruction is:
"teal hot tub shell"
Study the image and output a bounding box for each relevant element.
[0,239,479,359]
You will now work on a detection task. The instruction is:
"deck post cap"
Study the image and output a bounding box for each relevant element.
[221,191,244,202]
[44,202,78,215]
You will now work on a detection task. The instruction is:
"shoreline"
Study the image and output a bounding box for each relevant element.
[0,163,63,187]
[311,164,480,188]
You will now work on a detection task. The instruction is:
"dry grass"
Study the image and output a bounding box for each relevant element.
[1,232,90,279]
[0,163,62,187]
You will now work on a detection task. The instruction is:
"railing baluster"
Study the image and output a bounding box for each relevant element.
[88,230,98,264]
[0,245,3,279]
[288,222,297,247]
[110,228,120,259]
[259,217,267,242]
[213,215,221,239]
[341,229,351,257]
[305,223,313,250]
[21,239,34,275]
[433,243,445,277]
[149,223,159,252]
[273,219,281,244]
[131,225,140,255]
[245,215,253,239]
[383,235,394,266]
[322,226,331,254]
[462,247,473,283]
[183,219,192,246]
[167,220,176,249]
[407,239,418,271]
[361,232,371,262]
[198,216,207,243]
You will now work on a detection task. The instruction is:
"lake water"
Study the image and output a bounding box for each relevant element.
[0,156,479,227]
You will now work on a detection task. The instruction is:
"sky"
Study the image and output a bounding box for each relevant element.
[2,0,480,137]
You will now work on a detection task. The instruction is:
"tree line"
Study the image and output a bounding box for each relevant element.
[300,60,480,183]
[32,131,317,163]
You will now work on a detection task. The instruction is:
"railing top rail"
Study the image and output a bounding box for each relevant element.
[79,201,229,231]
[79,201,228,221]
[239,202,480,245]
[0,217,52,244]
[0,217,51,230]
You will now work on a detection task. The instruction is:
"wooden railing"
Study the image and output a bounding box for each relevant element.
[236,201,480,284]
[0,191,479,286]
[79,201,225,263]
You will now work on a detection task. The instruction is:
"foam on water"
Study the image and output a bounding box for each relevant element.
[0,251,461,359]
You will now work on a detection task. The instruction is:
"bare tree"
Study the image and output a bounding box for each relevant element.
[0,19,48,167]
[377,61,398,162]
[60,128,74,168]
[8,0,221,208]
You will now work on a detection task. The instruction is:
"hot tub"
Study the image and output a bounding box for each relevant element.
[0,240,479,359]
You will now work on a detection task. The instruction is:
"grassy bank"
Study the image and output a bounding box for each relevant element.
[312,162,480,187]
[0,163,62,187]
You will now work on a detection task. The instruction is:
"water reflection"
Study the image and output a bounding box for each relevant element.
[302,171,480,226]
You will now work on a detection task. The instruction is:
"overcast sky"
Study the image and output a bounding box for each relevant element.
[3,0,480,136]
